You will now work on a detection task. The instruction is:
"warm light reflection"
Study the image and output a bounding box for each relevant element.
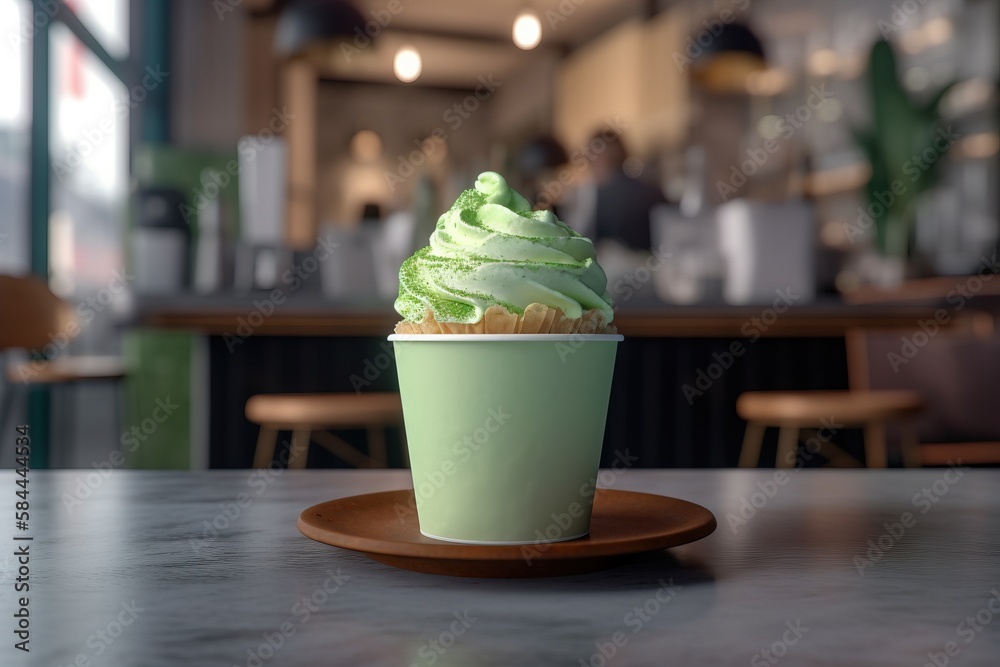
[422,136,448,164]
[899,29,925,54]
[350,130,382,163]
[393,46,421,83]
[941,78,995,117]
[49,210,75,297]
[745,68,790,96]
[836,53,866,80]
[807,49,839,77]
[922,17,953,46]
[956,132,1000,160]
[512,11,542,50]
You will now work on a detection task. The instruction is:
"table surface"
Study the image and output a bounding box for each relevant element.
[132,293,954,338]
[4,469,998,667]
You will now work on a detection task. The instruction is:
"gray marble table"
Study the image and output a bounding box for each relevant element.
[2,469,998,667]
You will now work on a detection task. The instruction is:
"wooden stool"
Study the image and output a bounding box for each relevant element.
[736,390,924,468]
[0,276,127,466]
[245,392,404,469]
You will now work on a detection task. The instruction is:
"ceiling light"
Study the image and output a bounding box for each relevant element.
[807,49,839,77]
[273,0,367,58]
[688,23,767,93]
[393,46,421,83]
[512,11,542,50]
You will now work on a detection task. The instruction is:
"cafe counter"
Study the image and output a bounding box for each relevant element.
[123,293,966,470]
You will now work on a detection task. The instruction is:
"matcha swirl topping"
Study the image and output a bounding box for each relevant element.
[395,172,614,324]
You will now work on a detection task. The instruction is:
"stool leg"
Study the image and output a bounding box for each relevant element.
[775,427,800,468]
[252,427,279,469]
[738,422,766,468]
[367,426,388,468]
[864,422,888,468]
[899,422,921,468]
[289,429,311,469]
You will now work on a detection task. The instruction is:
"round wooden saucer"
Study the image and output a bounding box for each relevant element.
[297,489,716,578]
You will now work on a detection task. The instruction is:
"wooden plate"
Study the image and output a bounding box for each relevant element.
[297,489,716,578]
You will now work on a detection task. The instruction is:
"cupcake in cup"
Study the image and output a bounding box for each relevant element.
[389,172,622,545]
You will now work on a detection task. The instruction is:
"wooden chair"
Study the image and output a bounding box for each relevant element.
[737,390,924,468]
[737,276,1000,467]
[847,325,1000,465]
[0,275,127,462]
[245,392,404,469]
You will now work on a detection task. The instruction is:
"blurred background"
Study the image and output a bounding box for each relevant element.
[0,0,998,471]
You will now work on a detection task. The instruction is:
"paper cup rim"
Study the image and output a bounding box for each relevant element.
[388,333,624,342]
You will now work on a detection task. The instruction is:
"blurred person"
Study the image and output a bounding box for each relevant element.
[588,129,665,252]
[515,136,570,216]
[561,129,668,304]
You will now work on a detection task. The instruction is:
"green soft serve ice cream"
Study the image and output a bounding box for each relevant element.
[395,172,614,324]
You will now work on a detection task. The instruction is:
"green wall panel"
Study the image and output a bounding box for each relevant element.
[123,330,192,469]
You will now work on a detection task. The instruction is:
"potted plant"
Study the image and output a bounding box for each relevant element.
[853,39,955,283]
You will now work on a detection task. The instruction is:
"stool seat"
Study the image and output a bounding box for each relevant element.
[737,390,924,426]
[246,393,404,469]
[6,356,127,384]
[245,392,402,430]
[736,390,925,468]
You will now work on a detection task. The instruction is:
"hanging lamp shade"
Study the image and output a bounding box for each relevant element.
[274,0,367,57]
[689,22,766,93]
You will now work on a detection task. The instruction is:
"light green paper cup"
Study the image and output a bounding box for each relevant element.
[389,333,623,545]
